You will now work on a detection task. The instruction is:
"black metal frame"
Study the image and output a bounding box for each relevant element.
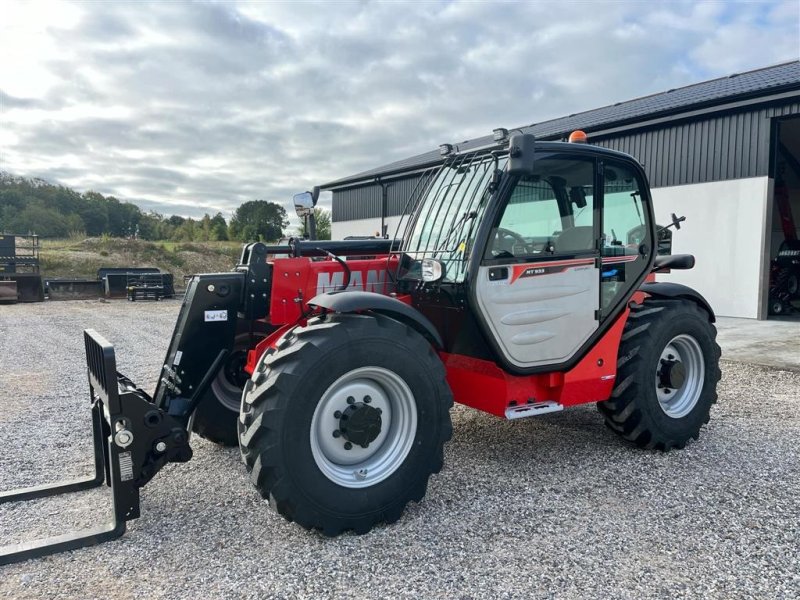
[0,244,279,564]
[1,332,128,565]
[0,330,193,565]
[0,233,40,275]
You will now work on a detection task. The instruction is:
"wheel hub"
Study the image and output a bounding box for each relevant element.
[339,402,382,448]
[224,350,249,388]
[658,358,686,389]
[310,367,417,488]
[654,335,705,419]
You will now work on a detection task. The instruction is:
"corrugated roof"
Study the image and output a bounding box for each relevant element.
[323,60,800,189]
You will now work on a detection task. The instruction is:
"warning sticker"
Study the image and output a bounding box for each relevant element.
[118,452,134,482]
[204,310,228,322]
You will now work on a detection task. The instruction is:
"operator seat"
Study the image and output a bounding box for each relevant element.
[553,226,594,252]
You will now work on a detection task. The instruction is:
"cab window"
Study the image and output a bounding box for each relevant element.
[600,160,651,313]
[486,157,596,260]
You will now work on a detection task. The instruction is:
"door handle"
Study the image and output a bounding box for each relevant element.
[488,267,508,281]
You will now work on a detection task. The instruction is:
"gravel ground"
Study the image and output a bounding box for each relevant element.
[1,300,798,599]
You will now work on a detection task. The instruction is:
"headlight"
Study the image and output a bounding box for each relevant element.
[421,259,444,283]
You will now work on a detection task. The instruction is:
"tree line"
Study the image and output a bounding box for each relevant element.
[0,175,330,242]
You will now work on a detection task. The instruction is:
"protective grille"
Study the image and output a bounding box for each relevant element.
[393,152,503,282]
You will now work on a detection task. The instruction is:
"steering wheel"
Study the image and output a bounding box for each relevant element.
[493,228,529,257]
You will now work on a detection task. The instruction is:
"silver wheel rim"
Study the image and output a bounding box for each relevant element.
[655,334,705,419]
[310,366,417,489]
[212,350,249,411]
[213,333,264,412]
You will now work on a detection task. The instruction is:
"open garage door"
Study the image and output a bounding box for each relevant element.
[767,117,800,318]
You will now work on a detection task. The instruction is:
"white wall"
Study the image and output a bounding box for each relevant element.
[331,215,410,240]
[651,177,770,319]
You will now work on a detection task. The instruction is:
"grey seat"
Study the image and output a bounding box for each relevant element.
[554,226,594,252]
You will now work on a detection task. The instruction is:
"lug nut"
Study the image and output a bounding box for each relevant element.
[155,441,167,453]
[361,442,369,449]
[344,442,353,450]
[332,430,341,438]
[346,396,355,405]
[376,408,382,415]
[334,410,342,419]
[364,395,372,403]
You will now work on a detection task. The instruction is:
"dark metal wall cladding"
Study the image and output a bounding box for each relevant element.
[331,175,427,222]
[332,101,800,222]
[596,101,800,188]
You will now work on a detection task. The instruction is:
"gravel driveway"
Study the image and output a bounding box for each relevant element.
[1,300,798,599]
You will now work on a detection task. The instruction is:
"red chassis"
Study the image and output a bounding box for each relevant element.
[245,255,641,420]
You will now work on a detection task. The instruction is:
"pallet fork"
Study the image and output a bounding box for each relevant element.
[0,244,351,564]
[0,260,269,565]
[0,330,200,565]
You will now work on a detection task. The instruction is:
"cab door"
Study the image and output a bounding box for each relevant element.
[472,155,600,370]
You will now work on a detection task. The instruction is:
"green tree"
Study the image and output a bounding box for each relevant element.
[229,200,288,242]
[167,215,186,228]
[173,219,197,241]
[105,196,142,236]
[299,207,332,240]
[7,201,74,237]
[80,192,109,235]
[210,212,228,241]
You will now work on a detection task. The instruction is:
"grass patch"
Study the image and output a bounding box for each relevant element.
[40,238,243,285]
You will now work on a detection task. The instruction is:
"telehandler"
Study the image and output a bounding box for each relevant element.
[0,131,720,564]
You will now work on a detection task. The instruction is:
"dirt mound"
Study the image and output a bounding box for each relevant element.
[40,238,242,285]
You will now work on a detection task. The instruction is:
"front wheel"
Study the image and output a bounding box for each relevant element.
[239,313,453,535]
[598,299,721,450]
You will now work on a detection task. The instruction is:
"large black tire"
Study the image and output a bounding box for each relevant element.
[192,321,272,446]
[768,296,786,316]
[598,299,721,450]
[239,313,453,535]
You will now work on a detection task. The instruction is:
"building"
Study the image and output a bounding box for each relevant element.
[321,61,800,319]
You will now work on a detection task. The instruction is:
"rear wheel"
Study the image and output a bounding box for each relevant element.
[239,313,453,535]
[788,273,799,297]
[598,299,721,450]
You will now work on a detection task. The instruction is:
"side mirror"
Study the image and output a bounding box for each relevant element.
[569,186,587,209]
[293,192,315,217]
[507,133,536,175]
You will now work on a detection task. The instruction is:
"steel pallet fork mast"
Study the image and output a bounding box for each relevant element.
[0,239,343,565]
[0,241,280,564]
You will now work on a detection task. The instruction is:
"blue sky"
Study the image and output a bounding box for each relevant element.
[1,0,798,224]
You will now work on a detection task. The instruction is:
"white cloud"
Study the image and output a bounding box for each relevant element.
[0,0,797,226]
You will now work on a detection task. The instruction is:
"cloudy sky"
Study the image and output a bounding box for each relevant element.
[1,0,798,226]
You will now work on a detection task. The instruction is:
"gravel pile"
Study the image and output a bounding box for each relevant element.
[1,300,798,599]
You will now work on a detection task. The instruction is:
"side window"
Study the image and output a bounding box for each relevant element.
[486,158,596,260]
[601,160,651,313]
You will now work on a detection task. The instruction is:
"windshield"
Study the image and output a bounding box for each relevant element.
[403,152,505,282]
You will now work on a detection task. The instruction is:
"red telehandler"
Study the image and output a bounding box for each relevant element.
[0,132,720,564]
